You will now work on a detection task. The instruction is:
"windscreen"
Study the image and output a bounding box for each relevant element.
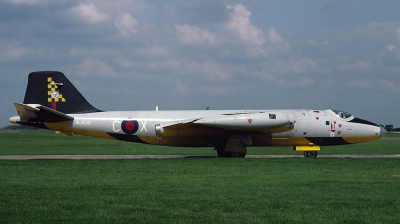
[331,109,353,119]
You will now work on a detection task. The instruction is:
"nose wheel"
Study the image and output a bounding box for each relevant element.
[304,151,318,158]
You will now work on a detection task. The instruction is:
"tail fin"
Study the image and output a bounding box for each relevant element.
[23,71,101,114]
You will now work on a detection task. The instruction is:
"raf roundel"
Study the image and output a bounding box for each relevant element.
[121,120,139,135]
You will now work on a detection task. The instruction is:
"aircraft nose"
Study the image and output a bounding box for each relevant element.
[380,126,387,137]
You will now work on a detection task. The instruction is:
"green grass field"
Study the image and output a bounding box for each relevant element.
[1,159,400,223]
[1,130,400,223]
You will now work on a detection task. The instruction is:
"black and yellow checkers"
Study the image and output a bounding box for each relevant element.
[47,77,66,110]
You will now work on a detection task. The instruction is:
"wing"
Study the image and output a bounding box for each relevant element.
[156,111,293,137]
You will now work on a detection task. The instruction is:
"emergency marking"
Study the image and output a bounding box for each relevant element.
[331,120,337,132]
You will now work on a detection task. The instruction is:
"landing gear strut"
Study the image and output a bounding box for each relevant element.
[303,151,318,158]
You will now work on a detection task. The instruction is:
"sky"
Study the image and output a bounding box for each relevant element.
[1,0,400,128]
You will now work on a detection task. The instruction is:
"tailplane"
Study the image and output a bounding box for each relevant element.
[23,71,101,114]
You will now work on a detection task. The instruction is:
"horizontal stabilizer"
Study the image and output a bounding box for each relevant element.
[13,103,73,123]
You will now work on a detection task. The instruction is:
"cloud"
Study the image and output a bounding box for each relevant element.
[136,44,169,58]
[147,59,181,70]
[339,61,371,71]
[115,12,139,37]
[224,4,289,55]
[203,61,229,81]
[378,79,400,92]
[346,79,371,88]
[4,0,49,5]
[94,0,150,15]
[75,58,116,77]
[266,28,283,44]
[247,58,318,88]
[174,4,288,58]
[0,41,30,61]
[336,22,399,42]
[281,77,314,88]
[385,45,396,52]
[175,80,191,93]
[225,4,265,46]
[267,58,318,75]
[175,24,217,46]
[70,3,109,24]
[115,57,137,68]
[308,39,330,47]
[266,28,289,51]
[320,1,345,13]
[397,27,400,43]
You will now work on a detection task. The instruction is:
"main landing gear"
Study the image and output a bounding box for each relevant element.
[215,136,248,158]
[216,147,246,158]
[303,151,318,158]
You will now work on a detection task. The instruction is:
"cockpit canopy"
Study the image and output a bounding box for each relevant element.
[331,109,353,119]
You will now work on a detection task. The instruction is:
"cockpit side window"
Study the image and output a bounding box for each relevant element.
[332,109,352,119]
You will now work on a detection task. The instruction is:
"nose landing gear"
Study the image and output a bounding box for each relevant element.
[303,151,318,158]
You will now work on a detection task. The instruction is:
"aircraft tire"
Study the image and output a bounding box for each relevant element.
[216,148,229,157]
[216,148,246,158]
[230,152,246,158]
[304,151,318,158]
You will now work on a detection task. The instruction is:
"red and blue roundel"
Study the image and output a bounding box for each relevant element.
[121,120,139,135]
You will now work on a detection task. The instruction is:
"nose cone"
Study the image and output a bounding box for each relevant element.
[380,126,387,137]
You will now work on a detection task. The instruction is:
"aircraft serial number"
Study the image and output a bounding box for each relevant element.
[76,120,91,125]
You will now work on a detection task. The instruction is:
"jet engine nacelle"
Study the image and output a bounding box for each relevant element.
[193,112,290,131]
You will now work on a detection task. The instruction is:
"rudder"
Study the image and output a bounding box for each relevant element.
[23,71,101,114]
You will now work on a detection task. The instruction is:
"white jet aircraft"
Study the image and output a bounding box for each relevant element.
[9,71,386,157]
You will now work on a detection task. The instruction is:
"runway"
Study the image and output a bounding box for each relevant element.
[0,154,399,160]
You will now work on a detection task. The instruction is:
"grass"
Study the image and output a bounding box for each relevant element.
[1,159,400,223]
[1,130,399,223]
[0,130,399,155]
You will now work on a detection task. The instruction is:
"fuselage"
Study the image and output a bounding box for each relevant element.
[35,109,384,148]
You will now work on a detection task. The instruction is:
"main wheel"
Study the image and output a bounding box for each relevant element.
[216,148,246,158]
[230,152,246,158]
[217,149,229,157]
[216,147,229,157]
[303,151,318,158]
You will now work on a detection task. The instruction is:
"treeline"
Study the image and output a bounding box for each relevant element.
[381,125,400,131]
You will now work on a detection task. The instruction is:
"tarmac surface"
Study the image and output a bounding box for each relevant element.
[0,154,399,160]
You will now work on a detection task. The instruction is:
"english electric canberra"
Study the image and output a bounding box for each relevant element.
[9,71,386,157]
